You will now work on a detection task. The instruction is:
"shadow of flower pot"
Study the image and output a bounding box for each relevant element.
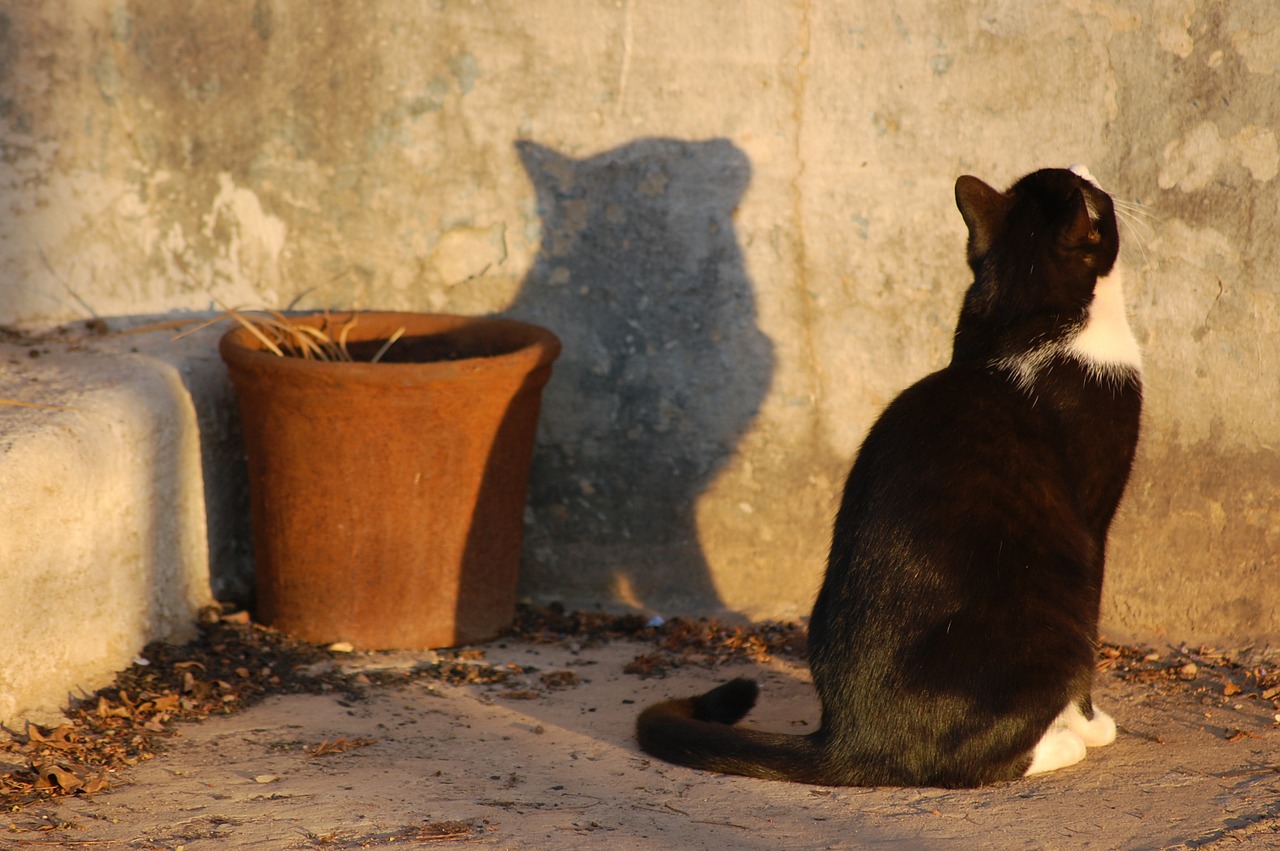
[219,312,561,649]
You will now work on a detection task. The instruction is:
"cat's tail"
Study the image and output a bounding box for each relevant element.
[636,678,839,785]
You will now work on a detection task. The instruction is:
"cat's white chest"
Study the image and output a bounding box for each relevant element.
[1067,266,1143,375]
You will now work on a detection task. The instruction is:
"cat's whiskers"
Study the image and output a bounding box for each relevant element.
[1112,196,1154,220]
[1117,218,1151,268]
[1113,200,1156,268]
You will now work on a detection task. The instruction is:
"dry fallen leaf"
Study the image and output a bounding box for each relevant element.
[412,820,477,841]
[540,670,581,689]
[140,693,181,713]
[25,724,77,750]
[82,772,111,795]
[307,736,378,757]
[97,695,132,719]
[498,690,541,701]
[33,763,84,793]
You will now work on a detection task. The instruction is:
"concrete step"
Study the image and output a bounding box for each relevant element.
[0,318,249,725]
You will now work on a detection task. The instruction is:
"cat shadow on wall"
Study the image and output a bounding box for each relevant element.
[504,138,774,613]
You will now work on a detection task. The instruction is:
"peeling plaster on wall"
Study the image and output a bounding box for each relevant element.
[1160,122,1280,191]
[1230,23,1280,74]
[1233,125,1279,182]
[195,172,287,305]
[204,174,288,268]
[1153,0,1196,58]
[431,224,509,288]
[1063,0,1142,34]
[1159,121,1225,192]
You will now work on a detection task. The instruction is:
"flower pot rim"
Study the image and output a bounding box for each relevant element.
[218,310,561,378]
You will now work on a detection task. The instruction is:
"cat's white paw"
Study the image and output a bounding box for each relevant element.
[1071,705,1117,748]
[1024,701,1116,776]
[1025,726,1087,776]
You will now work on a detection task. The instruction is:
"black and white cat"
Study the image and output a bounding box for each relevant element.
[636,165,1142,787]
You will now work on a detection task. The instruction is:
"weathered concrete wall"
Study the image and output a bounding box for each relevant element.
[1,1,1277,642]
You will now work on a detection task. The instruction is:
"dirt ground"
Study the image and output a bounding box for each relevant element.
[3,609,1279,850]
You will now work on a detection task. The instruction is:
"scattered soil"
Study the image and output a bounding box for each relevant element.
[0,604,801,812]
[4,602,1277,819]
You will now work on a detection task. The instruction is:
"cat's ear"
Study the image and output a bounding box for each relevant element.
[1065,188,1101,246]
[955,176,1011,262]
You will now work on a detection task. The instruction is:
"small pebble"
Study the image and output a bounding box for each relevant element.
[1177,662,1199,680]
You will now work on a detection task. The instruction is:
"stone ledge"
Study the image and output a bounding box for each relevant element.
[0,320,241,725]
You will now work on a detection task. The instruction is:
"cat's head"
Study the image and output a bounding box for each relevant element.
[951,166,1120,358]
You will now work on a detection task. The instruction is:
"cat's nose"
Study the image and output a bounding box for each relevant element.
[1069,164,1099,187]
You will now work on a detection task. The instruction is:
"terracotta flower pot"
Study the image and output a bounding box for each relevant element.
[219,312,561,649]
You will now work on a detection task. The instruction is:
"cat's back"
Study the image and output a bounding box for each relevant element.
[815,355,1110,677]
[819,359,1091,638]
[841,361,1074,517]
